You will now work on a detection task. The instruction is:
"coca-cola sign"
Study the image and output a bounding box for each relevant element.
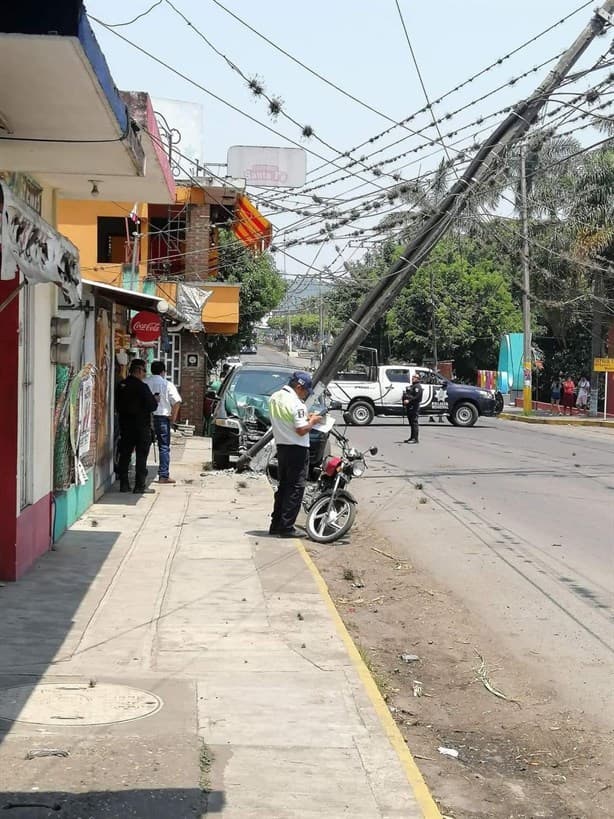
[130,310,161,342]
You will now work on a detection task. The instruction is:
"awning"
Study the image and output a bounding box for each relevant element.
[203,283,240,334]
[155,281,240,335]
[233,194,272,251]
[82,279,173,314]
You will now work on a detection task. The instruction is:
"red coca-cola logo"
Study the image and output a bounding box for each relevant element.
[130,310,161,342]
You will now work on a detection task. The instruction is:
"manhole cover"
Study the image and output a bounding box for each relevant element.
[0,682,162,726]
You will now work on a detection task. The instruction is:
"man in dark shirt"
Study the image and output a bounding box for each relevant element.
[402,373,423,444]
[116,358,158,493]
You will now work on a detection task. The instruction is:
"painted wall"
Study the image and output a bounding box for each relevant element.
[57,200,149,285]
[1,183,56,579]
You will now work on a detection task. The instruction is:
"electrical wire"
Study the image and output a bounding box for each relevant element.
[96,0,164,27]
[88,15,392,197]
[210,0,597,162]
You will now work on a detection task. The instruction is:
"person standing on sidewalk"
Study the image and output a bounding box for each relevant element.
[268,371,322,537]
[402,373,423,444]
[116,358,158,494]
[146,361,182,484]
[576,373,590,414]
[550,374,562,415]
[561,374,576,416]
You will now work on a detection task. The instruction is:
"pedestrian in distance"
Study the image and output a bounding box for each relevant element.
[146,360,182,484]
[561,374,576,416]
[115,358,158,494]
[268,371,322,537]
[402,372,423,444]
[576,373,590,414]
[550,374,562,415]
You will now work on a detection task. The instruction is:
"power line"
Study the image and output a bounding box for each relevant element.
[211,0,597,172]
[88,15,390,196]
[96,0,164,27]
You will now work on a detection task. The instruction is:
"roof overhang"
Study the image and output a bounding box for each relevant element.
[0,10,175,201]
[83,278,172,314]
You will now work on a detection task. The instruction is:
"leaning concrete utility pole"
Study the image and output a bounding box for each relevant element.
[238,2,614,468]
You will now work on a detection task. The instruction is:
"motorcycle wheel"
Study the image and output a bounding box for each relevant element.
[305,494,357,543]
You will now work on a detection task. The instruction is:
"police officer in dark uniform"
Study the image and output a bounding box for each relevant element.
[116,358,158,493]
[402,373,423,444]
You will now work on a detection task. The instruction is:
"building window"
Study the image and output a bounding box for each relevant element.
[158,332,181,387]
[97,217,132,264]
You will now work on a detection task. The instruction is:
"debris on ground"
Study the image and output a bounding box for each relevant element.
[371,546,407,564]
[438,746,459,759]
[401,653,420,663]
[412,680,424,697]
[475,650,520,705]
[25,749,69,760]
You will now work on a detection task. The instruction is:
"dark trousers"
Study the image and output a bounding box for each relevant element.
[271,444,309,531]
[117,424,152,488]
[153,416,171,478]
[406,410,419,442]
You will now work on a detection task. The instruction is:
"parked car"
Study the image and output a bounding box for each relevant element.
[211,364,327,469]
[240,344,258,355]
[328,363,501,427]
[224,355,242,367]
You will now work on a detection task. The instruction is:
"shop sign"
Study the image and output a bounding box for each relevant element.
[0,181,81,305]
[131,310,161,342]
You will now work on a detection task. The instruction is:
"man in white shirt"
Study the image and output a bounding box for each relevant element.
[268,371,322,537]
[146,361,182,484]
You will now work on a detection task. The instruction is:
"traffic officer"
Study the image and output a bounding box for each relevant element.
[402,372,423,444]
[116,358,158,493]
[268,371,322,537]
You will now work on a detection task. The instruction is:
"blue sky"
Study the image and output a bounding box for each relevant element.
[88,1,608,291]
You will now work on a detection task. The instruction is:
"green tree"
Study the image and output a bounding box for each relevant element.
[325,240,398,361]
[207,230,285,364]
[387,238,522,379]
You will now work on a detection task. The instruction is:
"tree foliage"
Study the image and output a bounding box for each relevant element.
[206,229,285,364]
[387,239,522,378]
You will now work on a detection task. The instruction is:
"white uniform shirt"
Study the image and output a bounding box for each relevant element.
[269,385,310,448]
[145,374,181,417]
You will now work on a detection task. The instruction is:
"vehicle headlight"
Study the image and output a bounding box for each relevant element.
[478,390,493,398]
[214,417,242,429]
[351,459,366,477]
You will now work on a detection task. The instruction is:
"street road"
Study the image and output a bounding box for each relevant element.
[340,416,614,727]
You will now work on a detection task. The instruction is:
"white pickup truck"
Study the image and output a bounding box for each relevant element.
[327,364,500,427]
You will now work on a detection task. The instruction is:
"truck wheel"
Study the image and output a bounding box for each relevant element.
[347,400,375,426]
[450,402,478,427]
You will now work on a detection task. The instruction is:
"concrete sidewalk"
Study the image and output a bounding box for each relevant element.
[0,439,437,818]
[499,403,614,427]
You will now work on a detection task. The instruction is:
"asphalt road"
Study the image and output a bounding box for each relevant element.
[338,415,614,727]
[247,345,313,369]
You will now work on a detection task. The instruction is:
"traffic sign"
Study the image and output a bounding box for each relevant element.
[593,357,614,372]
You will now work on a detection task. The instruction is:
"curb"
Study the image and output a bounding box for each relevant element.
[295,538,442,819]
[499,413,614,428]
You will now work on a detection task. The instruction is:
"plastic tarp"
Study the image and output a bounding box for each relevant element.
[175,284,212,332]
